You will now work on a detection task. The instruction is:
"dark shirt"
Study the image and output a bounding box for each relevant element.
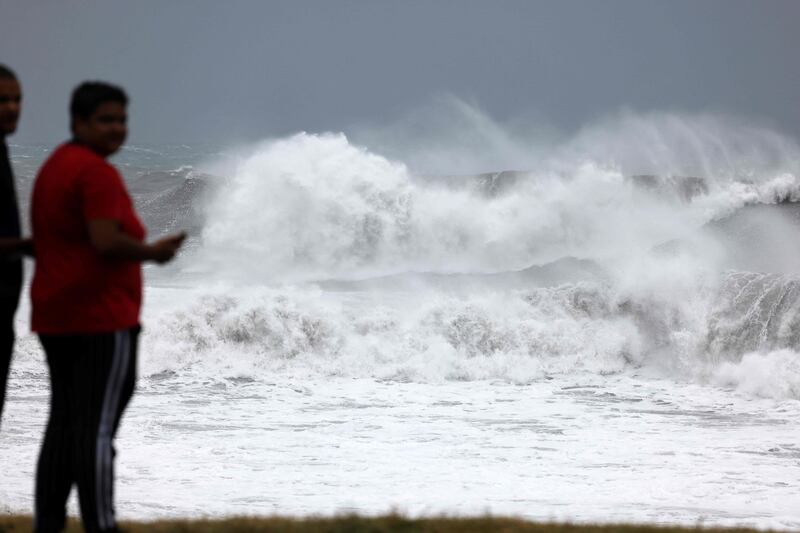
[0,138,22,316]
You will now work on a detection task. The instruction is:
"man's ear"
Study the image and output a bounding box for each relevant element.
[71,116,82,137]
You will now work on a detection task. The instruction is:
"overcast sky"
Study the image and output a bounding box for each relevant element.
[1,0,798,145]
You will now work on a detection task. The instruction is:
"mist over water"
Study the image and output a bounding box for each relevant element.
[197,103,800,280]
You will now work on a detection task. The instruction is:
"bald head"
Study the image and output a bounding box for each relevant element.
[0,64,21,137]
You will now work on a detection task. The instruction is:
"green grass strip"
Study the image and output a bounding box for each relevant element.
[0,514,786,533]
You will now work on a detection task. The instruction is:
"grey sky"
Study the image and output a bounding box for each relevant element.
[1,0,798,145]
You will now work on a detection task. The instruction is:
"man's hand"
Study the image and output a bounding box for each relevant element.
[149,232,186,264]
[20,237,34,257]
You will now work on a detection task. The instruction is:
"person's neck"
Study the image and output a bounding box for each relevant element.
[71,138,108,158]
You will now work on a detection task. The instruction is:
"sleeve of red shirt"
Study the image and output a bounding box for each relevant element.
[78,161,128,222]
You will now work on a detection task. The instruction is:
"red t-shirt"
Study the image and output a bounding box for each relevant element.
[31,142,146,334]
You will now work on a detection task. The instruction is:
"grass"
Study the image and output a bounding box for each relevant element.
[0,514,786,533]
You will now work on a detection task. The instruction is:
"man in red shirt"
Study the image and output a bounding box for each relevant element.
[31,82,185,533]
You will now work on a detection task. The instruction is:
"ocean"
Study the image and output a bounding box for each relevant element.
[2,115,800,528]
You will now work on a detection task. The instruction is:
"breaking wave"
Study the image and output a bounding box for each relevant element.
[126,111,800,399]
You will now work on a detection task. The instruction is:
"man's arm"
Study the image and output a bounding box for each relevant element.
[88,219,185,264]
[0,237,33,257]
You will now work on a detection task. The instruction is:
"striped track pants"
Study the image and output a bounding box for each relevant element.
[34,326,139,533]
